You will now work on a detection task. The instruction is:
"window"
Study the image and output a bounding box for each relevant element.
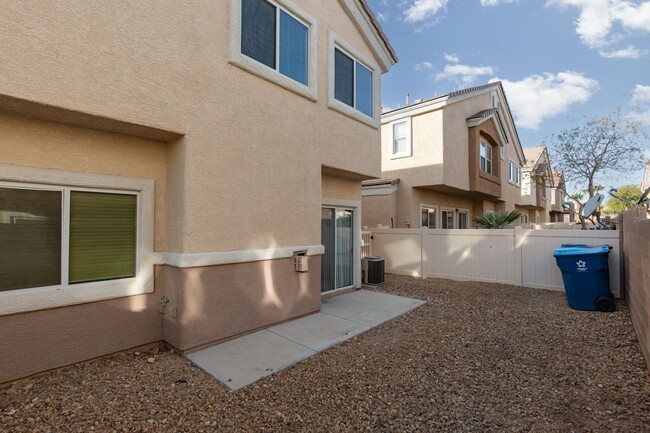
[458,211,469,229]
[0,186,137,293]
[391,118,412,158]
[480,141,493,174]
[520,214,528,224]
[241,0,309,85]
[421,206,437,229]
[441,209,454,229]
[328,33,378,127]
[334,48,373,117]
[229,0,317,100]
[508,160,521,186]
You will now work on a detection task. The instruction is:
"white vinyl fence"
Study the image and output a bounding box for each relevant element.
[371,228,621,297]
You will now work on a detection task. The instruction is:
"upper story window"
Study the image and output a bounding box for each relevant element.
[228,0,317,100]
[508,160,521,186]
[334,48,373,117]
[391,118,412,158]
[480,141,493,174]
[241,0,308,85]
[328,33,379,128]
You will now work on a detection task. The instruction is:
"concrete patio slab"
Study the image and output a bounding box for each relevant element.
[186,289,426,390]
[268,312,370,352]
[186,330,315,390]
[320,289,426,327]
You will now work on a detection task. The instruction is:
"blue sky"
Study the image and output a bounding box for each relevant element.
[368,0,650,191]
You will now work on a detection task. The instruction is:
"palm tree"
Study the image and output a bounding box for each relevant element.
[472,210,522,229]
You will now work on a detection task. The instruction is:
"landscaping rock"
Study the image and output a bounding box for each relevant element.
[1,275,648,432]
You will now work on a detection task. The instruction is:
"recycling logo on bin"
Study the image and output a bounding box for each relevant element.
[576,260,587,271]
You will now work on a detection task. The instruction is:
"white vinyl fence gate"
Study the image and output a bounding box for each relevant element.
[370,228,621,297]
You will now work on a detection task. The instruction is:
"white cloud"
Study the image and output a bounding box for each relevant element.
[404,0,448,22]
[631,84,650,104]
[630,84,650,124]
[480,0,517,6]
[599,45,648,58]
[444,53,460,62]
[546,0,650,58]
[493,71,599,130]
[414,61,435,71]
[436,63,494,84]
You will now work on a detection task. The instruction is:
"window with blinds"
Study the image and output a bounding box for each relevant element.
[334,48,374,117]
[69,192,136,284]
[241,0,309,86]
[0,185,138,292]
[0,187,62,291]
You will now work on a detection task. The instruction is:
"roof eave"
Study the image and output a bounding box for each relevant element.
[339,0,398,73]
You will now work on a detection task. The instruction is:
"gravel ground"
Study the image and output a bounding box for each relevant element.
[2,275,649,433]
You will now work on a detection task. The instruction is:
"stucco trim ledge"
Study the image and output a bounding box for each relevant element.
[158,245,325,268]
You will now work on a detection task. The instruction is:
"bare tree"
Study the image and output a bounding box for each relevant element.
[547,108,647,198]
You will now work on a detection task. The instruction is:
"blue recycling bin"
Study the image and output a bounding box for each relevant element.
[553,245,615,312]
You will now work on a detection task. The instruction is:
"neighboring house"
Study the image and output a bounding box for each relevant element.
[550,169,573,222]
[0,0,397,383]
[362,82,526,229]
[520,146,554,224]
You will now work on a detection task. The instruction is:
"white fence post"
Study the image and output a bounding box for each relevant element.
[421,227,427,279]
[514,228,523,287]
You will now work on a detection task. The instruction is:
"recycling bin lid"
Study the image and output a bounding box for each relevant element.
[553,245,611,257]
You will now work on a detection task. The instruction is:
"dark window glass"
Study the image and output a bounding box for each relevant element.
[355,62,373,117]
[241,0,276,69]
[279,10,308,85]
[0,188,62,291]
[69,192,137,284]
[334,48,354,107]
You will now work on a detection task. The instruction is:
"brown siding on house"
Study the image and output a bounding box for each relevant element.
[157,258,321,352]
[621,208,650,370]
[0,294,162,384]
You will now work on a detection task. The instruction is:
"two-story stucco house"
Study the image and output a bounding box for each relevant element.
[0,0,397,383]
[362,82,526,229]
[519,146,555,224]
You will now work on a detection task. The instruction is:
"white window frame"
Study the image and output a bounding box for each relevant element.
[420,204,438,229]
[390,117,412,159]
[328,32,380,128]
[0,164,155,316]
[480,140,493,174]
[457,209,470,229]
[440,208,455,230]
[228,0,318,101]
[508,159,521,187]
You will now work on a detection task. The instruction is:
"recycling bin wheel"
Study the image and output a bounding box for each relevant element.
[596,297,616,312]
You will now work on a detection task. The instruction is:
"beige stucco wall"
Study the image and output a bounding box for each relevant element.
[381,109,444,183]
[362,193,397,228]
[0,113,168,250]
[0,0,383,254]
[322,173,362,202]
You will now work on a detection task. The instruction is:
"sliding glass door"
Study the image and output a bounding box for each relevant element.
[321,207,354,292]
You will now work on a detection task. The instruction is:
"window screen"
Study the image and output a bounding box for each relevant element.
[69,192,137,284]
[0,188,62,291]
[279,10,308,85]
[334,48,354,107]
[355,62,373,117]
[393,121,408,155]
[241,0,276,69]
